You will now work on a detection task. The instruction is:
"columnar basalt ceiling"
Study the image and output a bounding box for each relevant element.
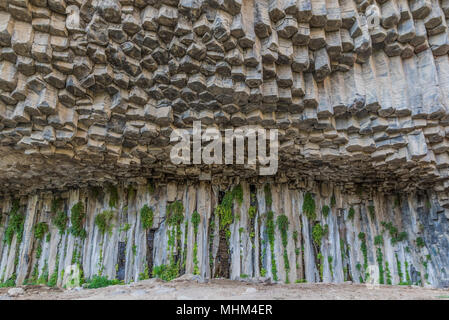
[1,0,449,194]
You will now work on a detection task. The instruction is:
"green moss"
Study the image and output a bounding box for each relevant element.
[303,192,316,220]
[140,204,154,229]
[54,211,68,235]
[69,202,86,238]
[328,255,333,278]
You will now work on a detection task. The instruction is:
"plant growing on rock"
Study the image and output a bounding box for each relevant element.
[95,210,114,235]
[140,204,154,230]
[152,264,179,281]
[167,200,184,226]
[347,207,355,220]
[266,210,277,281]
[54,211,68,235]
[303,192,316,220]
[34,222,49,240]
[358,232,368,282]
[51,198,62,214]
[70,202,86,238]
[416,237,425,248]
[107,185,119,209]
[248,206,257,219]
[312,224,328,246]
[276,214,290,283]
[264,184,272,206]
[4,201,24,246]
[330,194,336,208]
[191,211,201,275]
[374,235,383,246]
[84,275,121,289]
[322,205,330,218]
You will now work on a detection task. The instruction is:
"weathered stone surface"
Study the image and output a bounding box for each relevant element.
[0,183,447,289]
[0,0,448,289]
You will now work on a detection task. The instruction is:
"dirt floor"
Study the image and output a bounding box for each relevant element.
[1,277,449,300]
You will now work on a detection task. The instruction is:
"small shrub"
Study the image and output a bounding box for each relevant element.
[152,264,179,281]
[84,275,121,289]
[368,205,375,220]
[4,210,24,245]
[141,204,154,229]
[374,235,383,246]
[264,184,272,206]
[303,192,316,220]
[312,224,325,246]
[347,207,355,220]
[54,211,68,235]
[232,184,243,206]
[51,198,62,214]
[322,205,330,218]
[107,185,119,209]
[191,211,201,234]
[95,210,114,235]
[416,237,425,248]
[70,202,86,238]
[167,201,184,226]
[330,194,336,208]
[248,206,257,219]
[34,222,49,240]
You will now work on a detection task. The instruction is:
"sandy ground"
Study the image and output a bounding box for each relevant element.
[1,277,449,300]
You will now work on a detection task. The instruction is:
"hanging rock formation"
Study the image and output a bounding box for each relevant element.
[1,1,449,288]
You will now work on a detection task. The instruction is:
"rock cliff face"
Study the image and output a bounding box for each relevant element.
[0,182,448,288]
[1,0,449,288]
